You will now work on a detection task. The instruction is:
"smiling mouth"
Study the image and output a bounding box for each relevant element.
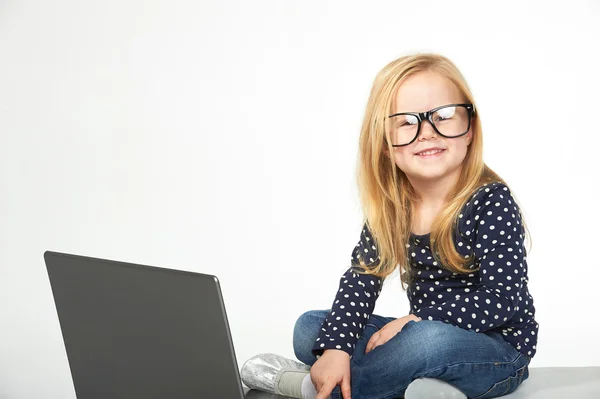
[415,149,446,157]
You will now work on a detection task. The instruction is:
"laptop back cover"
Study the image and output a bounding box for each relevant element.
[45,251,245,399]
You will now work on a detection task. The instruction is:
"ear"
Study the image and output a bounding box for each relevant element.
[466,129,474,146]
[383,144,393,159]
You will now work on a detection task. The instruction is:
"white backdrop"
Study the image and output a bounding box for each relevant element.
[1,1,599,398]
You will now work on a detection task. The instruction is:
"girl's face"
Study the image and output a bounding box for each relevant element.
[387,71,473,184]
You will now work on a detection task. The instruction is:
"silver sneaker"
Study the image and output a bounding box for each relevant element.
[240,353,311,395]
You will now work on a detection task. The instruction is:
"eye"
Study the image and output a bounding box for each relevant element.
[392,115,418,128]
[403,115,418,126]
[434,107,456,121]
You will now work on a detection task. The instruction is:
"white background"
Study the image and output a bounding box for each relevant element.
[1,1,599,398]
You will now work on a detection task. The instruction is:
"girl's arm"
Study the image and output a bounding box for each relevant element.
[311,223,384,358]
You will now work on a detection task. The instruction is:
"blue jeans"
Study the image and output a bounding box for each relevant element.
[293,310,530,399]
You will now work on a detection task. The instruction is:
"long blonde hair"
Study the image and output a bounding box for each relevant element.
[354,53,530,288]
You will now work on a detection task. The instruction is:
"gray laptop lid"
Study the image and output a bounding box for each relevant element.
[45,251,247,399]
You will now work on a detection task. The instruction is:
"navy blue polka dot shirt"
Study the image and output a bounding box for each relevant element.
[312,182,539,359]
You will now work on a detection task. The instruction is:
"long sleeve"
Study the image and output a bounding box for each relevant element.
[413,183,526,332]
[311,223,384,357]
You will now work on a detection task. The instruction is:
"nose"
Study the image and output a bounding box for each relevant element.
[418,119,438,141]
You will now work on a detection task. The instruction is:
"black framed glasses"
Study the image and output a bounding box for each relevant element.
[385,103,475,147]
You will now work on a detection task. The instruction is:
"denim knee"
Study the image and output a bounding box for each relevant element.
[388,320,457,363]
[293,310,324,366]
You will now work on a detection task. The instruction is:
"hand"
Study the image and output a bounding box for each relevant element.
[311,349,352,399]
[365,314,421,354]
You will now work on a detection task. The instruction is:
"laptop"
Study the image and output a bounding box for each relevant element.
[44,251,289,399]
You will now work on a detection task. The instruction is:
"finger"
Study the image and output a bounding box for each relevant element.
[369,341,379,353]
[365,333,378,354]
[366,338,378,354]
[341,375,352,399]
[316,380,336,399]
[370,334,388,353]
[311,374,323,395]
[367,333,382,354]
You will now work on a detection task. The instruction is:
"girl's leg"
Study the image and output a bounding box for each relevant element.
[293,309,395,366]
[293,310,530,399]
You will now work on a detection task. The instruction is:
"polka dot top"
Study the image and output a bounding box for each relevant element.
[312,182,539,360]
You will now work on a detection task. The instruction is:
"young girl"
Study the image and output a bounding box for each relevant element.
[241,53,539,399]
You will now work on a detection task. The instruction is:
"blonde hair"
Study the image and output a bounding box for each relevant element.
[354,52,531,288]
